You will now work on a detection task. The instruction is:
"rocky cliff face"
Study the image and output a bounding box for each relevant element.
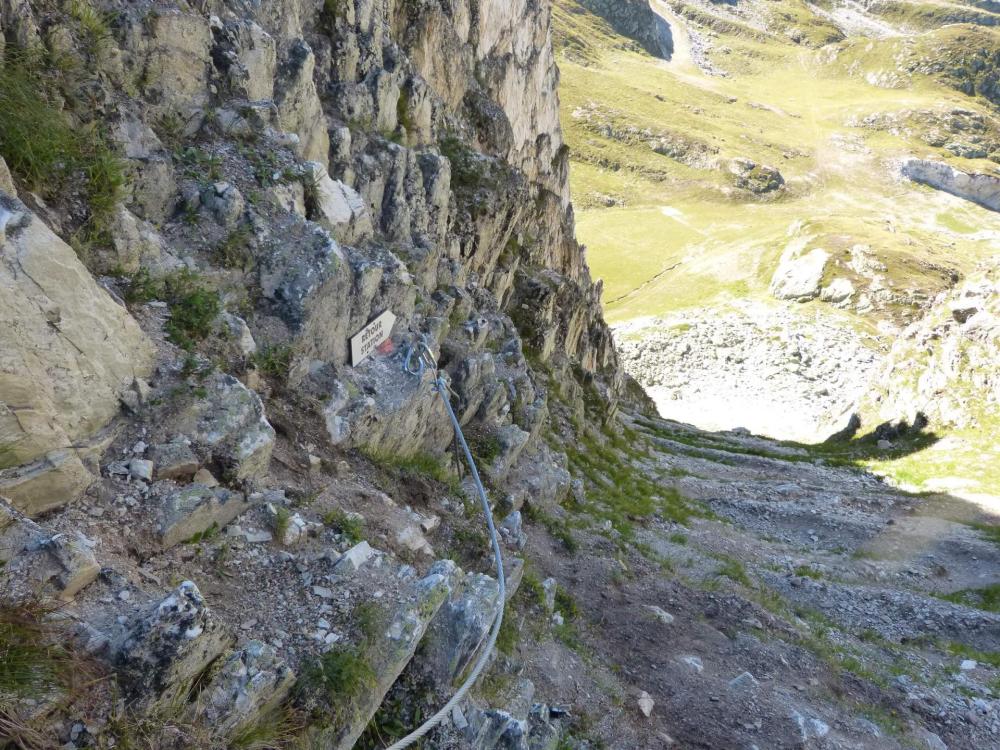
[0,0,623,515]
[0,0,629,746]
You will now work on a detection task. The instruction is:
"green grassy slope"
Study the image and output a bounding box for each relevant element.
[555,0,1000,497]
[557,0,1000,324]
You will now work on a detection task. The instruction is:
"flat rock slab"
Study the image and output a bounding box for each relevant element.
[159,485,255,550]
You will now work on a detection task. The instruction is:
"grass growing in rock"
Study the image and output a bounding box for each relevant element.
[126,269,222,350]
[0,48,124,249]
[322,508,365,545]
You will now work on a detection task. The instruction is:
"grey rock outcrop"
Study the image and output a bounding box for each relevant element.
[117,581,233,709]
[158,484,254,550]
[159,373,275,483]
[901,157,1000,212]
[191,640,295,735]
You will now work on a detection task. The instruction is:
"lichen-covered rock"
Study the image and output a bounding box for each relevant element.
[275,39,329,164]
[729,157,785,194]
[161,373,275,482]
[212,19,277,102]
[149,442,200,482]
[0,498,99,602]
[158,484,254,550]
[421,561,502,687]
[138,10,213,130]
[0,197,155,515]
[117,581,232,708]
[192,640,295,735]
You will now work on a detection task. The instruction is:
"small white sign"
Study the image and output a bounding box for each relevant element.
[350,310,396,366]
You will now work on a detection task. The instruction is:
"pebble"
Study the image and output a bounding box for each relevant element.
[312,585,335,599]
[960,659,978,671]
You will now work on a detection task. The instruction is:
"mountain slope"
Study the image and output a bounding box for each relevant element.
[555,0,1000,495]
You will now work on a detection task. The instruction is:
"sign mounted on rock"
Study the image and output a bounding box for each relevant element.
[350,310,396,366]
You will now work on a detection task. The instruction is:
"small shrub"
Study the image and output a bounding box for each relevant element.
[0,49,124,237]
[125,269,221,350]
[353,601,383,643]
[554,586,580,620]
[715,558,752,587]
[273,507,291,544]
[793,564,823,580]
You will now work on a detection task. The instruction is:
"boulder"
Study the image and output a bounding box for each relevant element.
[769,242,829,302]
[304,161,374,245]
[421,562,502,686]
[117,581,232,708]
[820,277,855,304]
[159,485,255,550]
[161,373,275,482]
[0,197,154,515]
[0,498,99,602]
[149,442,200,482]
[192,640,295,735]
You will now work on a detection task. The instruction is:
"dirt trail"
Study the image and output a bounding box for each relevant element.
[521,415,1000,749]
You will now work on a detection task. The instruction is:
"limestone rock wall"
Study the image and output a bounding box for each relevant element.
[0,197,154,515]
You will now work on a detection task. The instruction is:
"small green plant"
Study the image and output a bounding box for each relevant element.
[793,564,823,580]
[214,224,254,271]
[253,345,294,378]
[715,557,752,587]
[184,522,220,545]
[302,645,375,713]
[353,601,383,643]
[228,705,302,750]
[125,269,221,350]
[0,49,124,241]
[554,586,580,620]
[937,584,1000,613]
[323,508,365,544]
[273,507,291,544]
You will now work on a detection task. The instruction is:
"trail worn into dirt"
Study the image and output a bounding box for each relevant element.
[519,415,1000,749]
